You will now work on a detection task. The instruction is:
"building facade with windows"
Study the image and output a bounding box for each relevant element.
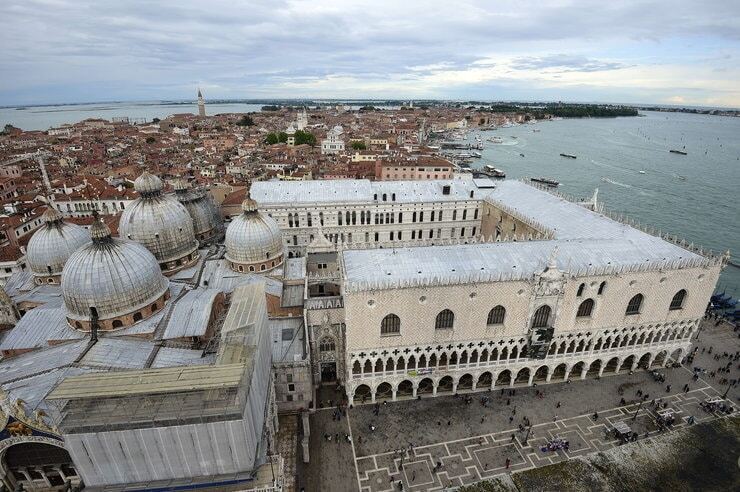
[257,179,723,403]
[250,178,510,258]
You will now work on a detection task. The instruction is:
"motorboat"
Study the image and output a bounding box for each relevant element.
[531,177,560,187]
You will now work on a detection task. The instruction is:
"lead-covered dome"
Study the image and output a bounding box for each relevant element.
[61,216,170,331]
[27,207,90,284]
[225,198,284,273]
[119,171,199,275]
[174,180,224,245]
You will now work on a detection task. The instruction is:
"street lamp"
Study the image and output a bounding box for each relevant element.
[523,423,533,445]
[722,381,734,399]
[632,400,643,421]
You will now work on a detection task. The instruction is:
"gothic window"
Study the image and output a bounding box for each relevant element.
[487,305,506,325]
[532,305,551,328]
[626,294,643,315]
[307,212,312,226]
[576,299,594,317]
[670,289,686,310]
[319,337,335,352]
[381,314,401,335]
[598,281,606,295]
[577,283,585,297]
[435,309,454,329]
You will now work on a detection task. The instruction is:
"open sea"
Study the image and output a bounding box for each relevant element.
[2,103,738,294]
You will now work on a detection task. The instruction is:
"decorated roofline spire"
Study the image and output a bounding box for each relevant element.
[90,211,112,243]
[42,206,64,226]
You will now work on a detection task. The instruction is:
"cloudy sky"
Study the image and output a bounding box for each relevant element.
[1,0,739,107]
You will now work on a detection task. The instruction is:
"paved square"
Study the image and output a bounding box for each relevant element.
[296,320,739,492]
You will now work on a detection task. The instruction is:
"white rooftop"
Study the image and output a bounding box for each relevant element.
[342,180,704,292]
[250,178,481,206]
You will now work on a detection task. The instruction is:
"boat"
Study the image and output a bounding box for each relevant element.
[480,166,506,178]
[677,175,687,181]
[669,149,687,155]
[533,129,541,132]
[531,177,560,187]
[519,153,525,157]
[471,151,482,158]
[559,153,577,159]
[638,170,646,174]
[488,136,504,143]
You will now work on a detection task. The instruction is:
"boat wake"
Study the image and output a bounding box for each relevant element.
[600,177,632,188]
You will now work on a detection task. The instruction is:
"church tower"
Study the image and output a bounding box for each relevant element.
[197,88,206,117]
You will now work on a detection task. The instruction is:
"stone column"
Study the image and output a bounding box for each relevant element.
[528,373,535,386]
[452,382,458,394]
[546,370,553,383]
[392,389,397,402]
[371,390,376,403]
[563,369,571,381]
[412,384,418,398]
[472,380,478,391]
[432,384,438,397]
[53,466,67,483]
[580,366,588,379]
[598,365,606,378]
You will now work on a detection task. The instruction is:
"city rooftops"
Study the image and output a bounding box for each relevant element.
[250,178,482,205]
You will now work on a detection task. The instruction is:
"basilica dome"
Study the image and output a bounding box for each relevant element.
[225,198,284,273]
[119,171,199,275]
[61,216,170,331]
[27,207,90,285]
[174,180,224,245]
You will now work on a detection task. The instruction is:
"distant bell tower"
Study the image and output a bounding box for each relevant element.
[197,88,206,117]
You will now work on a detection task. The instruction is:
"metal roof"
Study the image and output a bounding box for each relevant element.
[270,317,305,362]
[47,363,246,400]
[162,288,222,339]
[0,339,88,384]
[150,347,214,368]
[78,338,155,369]
[0,306,84,352]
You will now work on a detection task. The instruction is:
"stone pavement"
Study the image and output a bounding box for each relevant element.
[298,320,739,492]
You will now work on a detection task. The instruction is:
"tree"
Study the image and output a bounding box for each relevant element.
[265,133,279,145]
[294,130,316,146]
[236,114,255,126]
[351,141,366,150]
[278,132,288,143]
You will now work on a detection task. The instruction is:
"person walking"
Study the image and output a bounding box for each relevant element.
[505,457,511,469]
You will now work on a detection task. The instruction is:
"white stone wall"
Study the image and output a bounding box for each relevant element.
[263,200,482,254]
[342,263,721,401]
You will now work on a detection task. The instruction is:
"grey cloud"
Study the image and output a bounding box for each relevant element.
[511,54,628,72]
[0,0,738,104]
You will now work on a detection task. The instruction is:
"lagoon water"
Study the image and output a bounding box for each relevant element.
[0,101,263,131]
[471,111,740,294]
[2,103,738,293]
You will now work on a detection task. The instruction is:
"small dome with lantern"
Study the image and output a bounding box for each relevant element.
[119,171,199,275]
[224,198,284,273]
[27,207,90,285]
